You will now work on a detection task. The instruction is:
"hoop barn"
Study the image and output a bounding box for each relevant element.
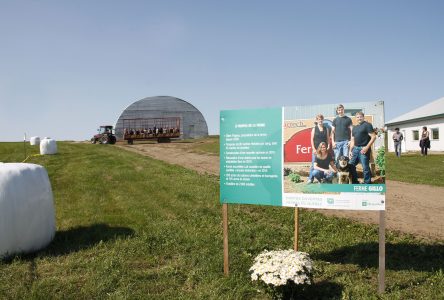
[114,96,208,141]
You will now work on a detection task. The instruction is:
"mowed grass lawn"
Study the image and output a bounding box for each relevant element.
[0,142,443,299]
[385,152,444,187]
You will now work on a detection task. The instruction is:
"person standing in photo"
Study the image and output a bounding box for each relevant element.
[331,104,353,163]
[419,126,430,156]
[349,111,376,184]
[392,128,403,157]
[307,114,331,183]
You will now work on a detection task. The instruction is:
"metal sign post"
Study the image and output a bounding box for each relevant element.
[378,210,386,293]
[223,203,229,276]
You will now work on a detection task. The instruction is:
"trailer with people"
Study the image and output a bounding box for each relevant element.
[122,117,181,144]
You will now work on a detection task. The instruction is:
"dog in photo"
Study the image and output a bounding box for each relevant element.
[336,155,352,184]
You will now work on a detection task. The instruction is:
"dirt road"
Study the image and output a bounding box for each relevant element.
[118,142,444,240]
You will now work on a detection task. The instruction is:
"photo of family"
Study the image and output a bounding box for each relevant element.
[283,102,386,194]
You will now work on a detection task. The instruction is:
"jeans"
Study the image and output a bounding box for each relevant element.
[394,142,401,157]
[334,140,349,163]
[312,169,335,183]
[420,140,428,155]
[349,146,372,184]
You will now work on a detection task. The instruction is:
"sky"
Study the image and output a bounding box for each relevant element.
[1,0,443,141]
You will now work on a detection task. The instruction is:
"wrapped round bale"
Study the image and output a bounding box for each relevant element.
[0,163,56,258]
[30,136,41,146]
[40,137,57,155]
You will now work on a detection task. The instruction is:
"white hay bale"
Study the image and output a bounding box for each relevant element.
[30,136,41,146]
[0,163,56,258]
[40,138,57,155]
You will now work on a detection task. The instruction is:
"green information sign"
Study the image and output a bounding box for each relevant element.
[220,108,283,206]
[220,101,386,211]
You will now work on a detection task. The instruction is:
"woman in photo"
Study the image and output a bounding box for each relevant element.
[419,126,430,156]
[312,142,337,183]
[307,114,331,183]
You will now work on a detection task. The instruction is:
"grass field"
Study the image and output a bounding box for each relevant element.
[0,142,443,299]
[188,135,220,155]
[385,152,444,187]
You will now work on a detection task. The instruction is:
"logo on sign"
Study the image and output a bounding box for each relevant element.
[284,128,312,162]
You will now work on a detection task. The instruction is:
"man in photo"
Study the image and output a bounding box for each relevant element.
[392,128,403,157]
[349,111,376,184]
[331,104,353,163]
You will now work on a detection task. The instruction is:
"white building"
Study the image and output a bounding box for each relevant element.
[385,97,444,153]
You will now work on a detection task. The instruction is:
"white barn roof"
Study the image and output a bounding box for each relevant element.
[386,97,444,126]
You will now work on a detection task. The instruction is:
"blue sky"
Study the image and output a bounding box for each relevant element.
[1,0,443,141]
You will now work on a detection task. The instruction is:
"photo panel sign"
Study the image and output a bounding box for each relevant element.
[220,101,386,210]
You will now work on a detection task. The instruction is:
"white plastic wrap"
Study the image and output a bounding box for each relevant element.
[40,138,58,155]
[30,136,41,146]
[0,163,56,257]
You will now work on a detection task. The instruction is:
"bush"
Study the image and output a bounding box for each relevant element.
[289,173,301,183]
[250,250,313,299]
[375,146,386,176]
[283,168,292,176]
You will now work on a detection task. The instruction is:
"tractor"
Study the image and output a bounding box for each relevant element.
[91,125,117,144]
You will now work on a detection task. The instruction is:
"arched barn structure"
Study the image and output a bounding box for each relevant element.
[114,96,208,141]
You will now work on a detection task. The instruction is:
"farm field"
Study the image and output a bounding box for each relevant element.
[1,142,443,299]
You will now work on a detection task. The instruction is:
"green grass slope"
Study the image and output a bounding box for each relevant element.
[0,142,443,299]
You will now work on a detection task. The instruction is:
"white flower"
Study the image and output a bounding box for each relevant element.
[249,249,313,287]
